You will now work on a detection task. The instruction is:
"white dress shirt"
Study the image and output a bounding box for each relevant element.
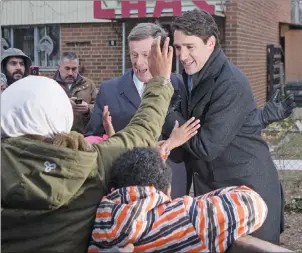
[133,73,146,98]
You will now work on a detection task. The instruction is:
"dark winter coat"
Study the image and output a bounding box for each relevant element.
[163,48,283,245]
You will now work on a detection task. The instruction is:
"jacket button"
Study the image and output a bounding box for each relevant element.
[194,172,199,177]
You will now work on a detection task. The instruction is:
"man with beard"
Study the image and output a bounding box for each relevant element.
[54,52,97,134]
[1,48,32,86]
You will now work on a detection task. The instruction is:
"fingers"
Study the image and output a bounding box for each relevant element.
[103,105,108,117]
[182,117,196,128]
[70,99,76,107]
[75,103,88,108]
[167,45,174,63]
[182,119,200,139]
[269,89,280,103]
[282,94,296,117]
[151,36,161,57]
[283,93,295,106]
[162,37,170,57]
[284,101,296,117]
[189,124,200,134]
[104,110,110,120]
[173,120,179,129]
[273,89,280,101]
[182,121,200,141]
[182,117,200,130]
[186,123,200,136]
[188,130,199,139]
[157,140,170,156]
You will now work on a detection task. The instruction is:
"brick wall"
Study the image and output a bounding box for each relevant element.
[59,22,123,87]
[224,0,292,106]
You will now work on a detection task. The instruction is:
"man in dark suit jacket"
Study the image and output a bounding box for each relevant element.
[85,23,186,198]
[85,69,182,136]
[162,9,295,245]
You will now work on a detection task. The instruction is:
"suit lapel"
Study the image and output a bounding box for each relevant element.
[183,72,214,118]
[190,77,215,113]
[183,49,227,118]
[117,70,141,109]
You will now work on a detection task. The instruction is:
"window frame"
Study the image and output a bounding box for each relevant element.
[3,25,60,72]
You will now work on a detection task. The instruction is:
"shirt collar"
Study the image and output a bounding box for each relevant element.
[133,73,145,98]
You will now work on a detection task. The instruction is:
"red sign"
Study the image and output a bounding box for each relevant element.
[94,0,215,19]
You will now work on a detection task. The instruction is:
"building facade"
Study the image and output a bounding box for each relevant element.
[1,0,298,105]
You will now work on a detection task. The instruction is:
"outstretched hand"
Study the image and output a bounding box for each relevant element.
[167,117,201,150]
[103,105,115,137]
[148,36,173,80]
[263,90,296,126]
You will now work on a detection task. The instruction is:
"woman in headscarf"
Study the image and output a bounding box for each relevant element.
[1,37,175,253]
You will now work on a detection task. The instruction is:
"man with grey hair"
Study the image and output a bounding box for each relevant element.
[86,23,183,138]
[86,22,295,199]
[85,23,185,198]
[55,52,97,134]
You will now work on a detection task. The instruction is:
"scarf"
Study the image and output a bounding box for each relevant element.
[1,76,73,138]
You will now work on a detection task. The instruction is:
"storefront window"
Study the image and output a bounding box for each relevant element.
[1,25,60,70]
[1,28,11,53]
[14,28,35,64]
[37,25,60,68]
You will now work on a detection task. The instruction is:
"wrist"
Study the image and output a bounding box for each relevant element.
[151,76,171,84]
[166,138,176,151]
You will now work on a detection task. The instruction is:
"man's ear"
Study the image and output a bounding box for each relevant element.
[207,35,216,49]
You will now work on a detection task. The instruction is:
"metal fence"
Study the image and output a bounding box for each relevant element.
[262,127,302,171]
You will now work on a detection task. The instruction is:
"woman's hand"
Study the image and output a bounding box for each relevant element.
[103,105,116,137]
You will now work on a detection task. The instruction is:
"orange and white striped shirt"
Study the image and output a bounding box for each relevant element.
[88,185,267,252]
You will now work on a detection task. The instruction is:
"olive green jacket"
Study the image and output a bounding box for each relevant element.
[1,76,173,253]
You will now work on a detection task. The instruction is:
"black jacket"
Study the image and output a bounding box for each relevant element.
[163,48,283,245]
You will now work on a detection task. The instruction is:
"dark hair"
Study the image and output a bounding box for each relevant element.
[172,8,220,48]
[109,147,172,193]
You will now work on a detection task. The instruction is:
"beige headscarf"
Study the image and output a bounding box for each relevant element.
[1,75,73,138]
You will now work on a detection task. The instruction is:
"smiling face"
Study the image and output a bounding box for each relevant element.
[129,37,154,83]
[173,30,215,75]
